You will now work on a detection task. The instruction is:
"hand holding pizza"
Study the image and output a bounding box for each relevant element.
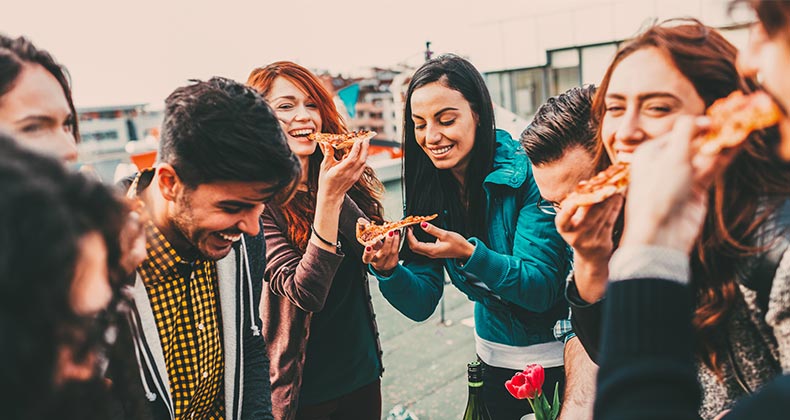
[621,116,738,253]
[556,194,623,303]
[362,229,401,275]
[316,135,370,202]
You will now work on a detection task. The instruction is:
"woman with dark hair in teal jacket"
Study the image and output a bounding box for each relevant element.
[362,54,572,419]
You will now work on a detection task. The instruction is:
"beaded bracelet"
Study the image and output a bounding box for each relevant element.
[311,223,342,252]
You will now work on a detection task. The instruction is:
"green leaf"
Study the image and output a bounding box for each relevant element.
[550,382,561,420]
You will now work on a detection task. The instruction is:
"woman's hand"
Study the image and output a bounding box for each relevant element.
[311,137,371,252]
[556,194,624,303]
[362,230,401,275]
[406,222,475,262]
[621,116,737,253]
[316,137,370,201]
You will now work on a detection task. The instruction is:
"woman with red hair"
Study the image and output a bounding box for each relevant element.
[562,19,790,419]
[247,62,384,420]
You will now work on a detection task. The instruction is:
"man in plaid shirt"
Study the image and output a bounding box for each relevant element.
[109,77,300,420]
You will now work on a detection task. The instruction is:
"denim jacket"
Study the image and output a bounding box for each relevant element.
[373,130,572,347]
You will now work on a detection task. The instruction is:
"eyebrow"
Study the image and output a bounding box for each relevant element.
[605,92,681,102]
[271,95,297,101]
[217,199,261,208]
[15,114,62,125]
[412,107,459,120]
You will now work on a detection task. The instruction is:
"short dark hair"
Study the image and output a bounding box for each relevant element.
[0,34,79,140]
[159,76,300,204]
[520,85,597,166]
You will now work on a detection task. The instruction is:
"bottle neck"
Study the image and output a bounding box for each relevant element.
[467,380,483,395]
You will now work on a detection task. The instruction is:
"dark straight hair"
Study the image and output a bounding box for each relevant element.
[0,35,79,140]
[402,54,495,245]
[159,77,301,205]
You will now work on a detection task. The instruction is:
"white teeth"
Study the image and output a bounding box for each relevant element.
[218,233,241,242]
[289,129,313,137]
[429,145,452,155]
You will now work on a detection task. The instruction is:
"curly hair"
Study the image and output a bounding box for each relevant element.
[0,133,139,418]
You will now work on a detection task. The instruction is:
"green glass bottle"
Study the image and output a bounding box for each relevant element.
[462,361,492,420]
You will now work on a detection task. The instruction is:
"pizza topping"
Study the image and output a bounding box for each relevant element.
[563,162,630,207]
[307,130,377,150]
[356,214,439,247]
[562,91,780,208]
[698,90,781,154]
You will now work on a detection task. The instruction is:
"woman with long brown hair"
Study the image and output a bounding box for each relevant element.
[247,61,385,420]
[561,19,790,419]
[0,34,79,162]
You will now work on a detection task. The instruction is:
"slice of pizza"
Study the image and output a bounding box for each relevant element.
[699,90,781,154]
[356,214,439,247]
[563,162,630,207]
[307,130,377,150]
[563,91,781,208]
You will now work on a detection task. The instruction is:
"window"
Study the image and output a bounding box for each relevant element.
[549,49,581,96]
[511,68,546,119]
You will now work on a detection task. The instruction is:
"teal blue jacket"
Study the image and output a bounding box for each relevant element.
[374,130,572,347]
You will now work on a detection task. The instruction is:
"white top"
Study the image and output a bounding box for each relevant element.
[475,333,564,370]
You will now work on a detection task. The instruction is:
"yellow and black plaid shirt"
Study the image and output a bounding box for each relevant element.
[138,221,225,419]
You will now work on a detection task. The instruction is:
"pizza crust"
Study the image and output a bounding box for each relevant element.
[356,214,438,247]
[307,130,377,150]
[698,91,781,155]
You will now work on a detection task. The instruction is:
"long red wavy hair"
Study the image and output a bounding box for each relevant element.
[592,20,790,373]
[247,61,384,251]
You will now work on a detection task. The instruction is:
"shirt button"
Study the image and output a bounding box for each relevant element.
[197,323,205,330]
[202,371,209,379]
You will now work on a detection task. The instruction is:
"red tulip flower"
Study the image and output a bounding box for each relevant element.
[504,364,560,420]
[505,365,542,399]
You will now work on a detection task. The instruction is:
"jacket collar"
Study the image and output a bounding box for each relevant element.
[483,129,528,189]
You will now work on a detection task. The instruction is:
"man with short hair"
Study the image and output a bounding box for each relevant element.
[110,77,300,420]
[520,84,600,420]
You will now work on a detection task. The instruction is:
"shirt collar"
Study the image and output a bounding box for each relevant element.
[138,219,191,286]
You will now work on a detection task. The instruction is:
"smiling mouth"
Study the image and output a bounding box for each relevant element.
[289,129,314,138]
[428,144,454,156]
[217,232,242,242]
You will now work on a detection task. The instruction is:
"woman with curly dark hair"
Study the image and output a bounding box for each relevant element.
[0,133,146,419]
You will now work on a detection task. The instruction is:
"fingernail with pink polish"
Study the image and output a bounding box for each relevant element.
[421,222,428,228]
[388,231,394,237]
[366,246,371,252]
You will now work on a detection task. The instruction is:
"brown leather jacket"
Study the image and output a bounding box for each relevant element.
[260,195,383,420]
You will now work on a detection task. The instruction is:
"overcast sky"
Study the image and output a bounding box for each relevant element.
[3,0,737,108]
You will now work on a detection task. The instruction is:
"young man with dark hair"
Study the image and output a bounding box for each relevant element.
[521,84,599,211]
[520,84,600,420]
[111,77,300,420]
